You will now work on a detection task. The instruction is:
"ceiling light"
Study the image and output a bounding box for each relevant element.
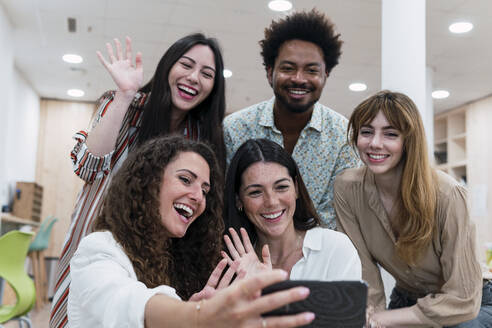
[223,69,233,78]
[349,83,367,92]
[449,22,473,34]
[268,0,292,12]
[63,54,83,64]
[432,90,450,99]
[67,89,85,97]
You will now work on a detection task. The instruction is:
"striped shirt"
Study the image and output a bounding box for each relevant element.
[49,91,198,328]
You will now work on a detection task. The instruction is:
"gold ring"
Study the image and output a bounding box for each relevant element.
[261,318,267,328]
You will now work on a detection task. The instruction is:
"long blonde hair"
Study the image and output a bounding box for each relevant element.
[348,90,437,264]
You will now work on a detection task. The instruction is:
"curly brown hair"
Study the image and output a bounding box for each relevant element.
[94,136,224,299]
[260,9,343,74]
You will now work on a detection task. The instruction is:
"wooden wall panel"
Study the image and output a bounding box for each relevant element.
[36,99,94,257]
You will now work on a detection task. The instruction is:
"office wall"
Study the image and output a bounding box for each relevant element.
[36,99,94,256]
[0,5,40,209]
[6,71,40,181]
[0,4,15,207]
[466,96,492,262]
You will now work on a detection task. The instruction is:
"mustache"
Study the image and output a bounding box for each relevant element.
[285,83,313,90]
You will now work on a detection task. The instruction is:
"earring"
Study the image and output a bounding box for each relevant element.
[237,206,243,212]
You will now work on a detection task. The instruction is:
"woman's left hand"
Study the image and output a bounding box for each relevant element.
[222,228,272,279]
[189,259,240,301]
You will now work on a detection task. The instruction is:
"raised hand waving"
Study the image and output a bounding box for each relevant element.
[96,36,143,95]
[222,228,272,279]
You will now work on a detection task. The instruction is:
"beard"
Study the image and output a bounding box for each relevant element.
[272,84,319,114]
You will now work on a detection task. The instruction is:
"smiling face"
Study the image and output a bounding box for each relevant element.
[158,151,211,238]
[357,111,404,178]
[168,44,216,115]
[237,161,298,240]
[267,39,327,114]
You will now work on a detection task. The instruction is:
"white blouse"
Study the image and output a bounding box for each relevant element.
[290,227,362,281]
[68,231,180,328]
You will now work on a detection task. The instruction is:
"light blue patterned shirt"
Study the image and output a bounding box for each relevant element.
[224,98,360,229]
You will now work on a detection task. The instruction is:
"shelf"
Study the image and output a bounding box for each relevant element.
[435,163,449,171]
[450,165,467,185]
[449,160,467,168]
[434,118,447,141]
[448,112,466,136]
[0,213,41,226]
[449,137,466,163]
[434,142,448,165]
[450,133,466,141]
[434,108,467,185]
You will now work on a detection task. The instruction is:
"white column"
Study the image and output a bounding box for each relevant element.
[381,0,433,150]
[380,0,432,304]
[0,5,14,209]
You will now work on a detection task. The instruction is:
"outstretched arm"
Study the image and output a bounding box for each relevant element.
[86,37,144,156]
[71,232,313,328]
[145,270,315,328]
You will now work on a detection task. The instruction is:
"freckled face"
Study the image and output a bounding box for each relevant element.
[159,151,211,238]
[238,162,298,239]
[356,111,404,178]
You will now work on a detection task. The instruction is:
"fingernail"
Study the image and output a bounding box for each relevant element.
[298,287,310,296]
[305,313,315,321]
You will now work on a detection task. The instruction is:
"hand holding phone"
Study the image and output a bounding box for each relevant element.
[261,280,367,328]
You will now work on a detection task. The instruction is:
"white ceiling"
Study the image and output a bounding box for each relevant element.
[1,0,491,117]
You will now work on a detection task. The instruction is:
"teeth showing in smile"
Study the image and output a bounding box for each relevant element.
[178,85,197,96]
[261,210,283,220]
[289,89,307,95]
[368,153,388,160]
[174,203,194,218]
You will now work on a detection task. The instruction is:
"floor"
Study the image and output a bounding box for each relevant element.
[3,301,51,328]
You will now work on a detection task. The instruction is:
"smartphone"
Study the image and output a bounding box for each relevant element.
[261,280,367,328]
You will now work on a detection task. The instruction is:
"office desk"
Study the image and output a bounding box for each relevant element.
[0,213,40,235]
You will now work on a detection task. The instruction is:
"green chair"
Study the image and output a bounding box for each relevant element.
[28,216,58,253]
[0,230,35,327]
[28,216,58,309]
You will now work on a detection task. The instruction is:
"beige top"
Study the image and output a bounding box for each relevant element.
[334,167,482,327]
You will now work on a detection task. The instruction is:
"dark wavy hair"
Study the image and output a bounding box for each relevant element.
[94,136,224,299]
[224,139,320,245]
[260,9,343,74]
[137,33,226,171]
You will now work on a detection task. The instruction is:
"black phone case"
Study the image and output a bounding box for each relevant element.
[261,280,367,328]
